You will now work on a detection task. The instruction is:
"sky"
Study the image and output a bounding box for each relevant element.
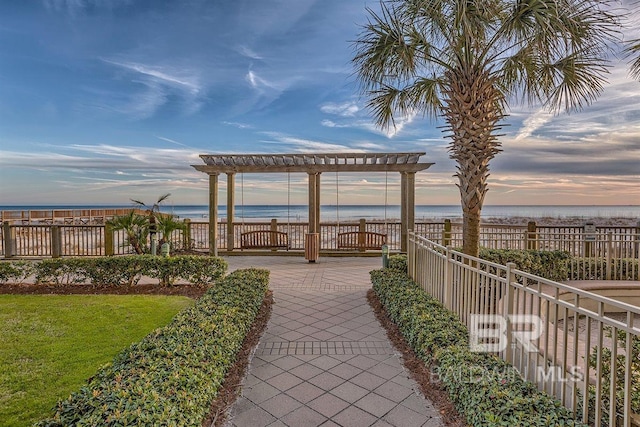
[0,0,639,208]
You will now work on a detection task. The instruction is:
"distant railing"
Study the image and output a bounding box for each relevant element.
[0,208,147,224]
[2,216,639,280]
[408,233,640,426]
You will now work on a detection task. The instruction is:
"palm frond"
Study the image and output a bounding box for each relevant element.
[366,84,404,130]
[353,5,417,88]
[156,193,171,205]
[130,198,146,208]
[543,47,609,112]
[624,39,640,80]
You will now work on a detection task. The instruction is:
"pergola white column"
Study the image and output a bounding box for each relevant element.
[208,173,219,256]
[308,172,321,233]
[400,171,416,252]
[226,173,235,251]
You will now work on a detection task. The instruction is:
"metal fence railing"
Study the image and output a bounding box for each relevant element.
[408,233,640,426]
[2,219,638,280]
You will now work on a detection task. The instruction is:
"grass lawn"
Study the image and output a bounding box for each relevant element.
[0,294,194,427]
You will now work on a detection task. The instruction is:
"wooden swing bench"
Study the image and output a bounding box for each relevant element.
[240,230,289,250]
[337,231,387,251]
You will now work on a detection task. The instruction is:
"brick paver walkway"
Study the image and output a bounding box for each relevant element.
[222,256,443,427]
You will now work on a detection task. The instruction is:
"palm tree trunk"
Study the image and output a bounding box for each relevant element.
[462,207,481,258]
[443,66,504,257]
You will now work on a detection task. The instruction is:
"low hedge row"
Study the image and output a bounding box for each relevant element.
[0,256,228,286]
[390,249,571,281]
[37,267,269,427]
[569,257,639,281]
[370,268,585,426]
[478,249,570,282]
[0,260,34,284]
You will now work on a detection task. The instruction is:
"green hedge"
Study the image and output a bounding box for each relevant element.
[385,250,571,282]
[370,268,585,426]
[37,268,269,427]
[0,260,35,284]
[569,257,639,281]
[22,255,228,287]
[387,254,408,273]
[478,249,571,282]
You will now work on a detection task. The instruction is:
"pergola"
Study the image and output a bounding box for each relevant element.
[191,152,433,255]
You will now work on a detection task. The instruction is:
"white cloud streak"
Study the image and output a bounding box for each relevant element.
[260,132,362,153]
[103,59,201,94]
[514,109,553,141]
[320,101,359,117]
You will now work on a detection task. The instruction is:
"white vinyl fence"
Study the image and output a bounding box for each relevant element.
[408,232,640,426]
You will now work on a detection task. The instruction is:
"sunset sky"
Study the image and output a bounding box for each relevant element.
[1,0,639,207]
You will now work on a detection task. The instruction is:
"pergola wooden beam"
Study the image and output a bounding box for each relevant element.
[191,152,434,254]
[193,152,433,174]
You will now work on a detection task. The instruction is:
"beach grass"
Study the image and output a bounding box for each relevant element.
[0,294,194,427]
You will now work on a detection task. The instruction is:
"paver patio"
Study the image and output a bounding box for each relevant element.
[222,256,443,427]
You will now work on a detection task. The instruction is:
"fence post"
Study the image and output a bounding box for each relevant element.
[407,231,415,278]
[606,232,613,280]
[444,246,453,311]
[183,219,192,250]
[635,221,640,260]
[359,218,366,252]
[527,221,537,250]
[443,219,452,247]
[104,223,114,256]
[583,222,596,257]
[503,262,517,364]
[51,225,62,258]
[270,219,278,251]
[3,222,15,258]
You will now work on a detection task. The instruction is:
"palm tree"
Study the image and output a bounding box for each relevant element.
[106,211,148,254]
[353,0,618,257]
[156,214,187,248]
[131,193,172,233]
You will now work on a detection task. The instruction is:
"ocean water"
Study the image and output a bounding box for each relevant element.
[1,204,638,222]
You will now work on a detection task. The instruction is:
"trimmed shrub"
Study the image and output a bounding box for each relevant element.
[581,329,640,426]
[370,268,586,426]
[435,347,581,426]
[0,260,35,284]
[79,256,149,286]
[387,254,408,273]
[37,268,269,427]
[34,258,87,285]
[479,248,571,282]
[28,256,228,287]
[569,257,639,281]
[145,256,227,286]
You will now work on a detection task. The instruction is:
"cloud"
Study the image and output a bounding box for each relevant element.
[156,136,190,148]
[514,109,553,141]
[245,70,281,91]
[100,58,204,118]
[352,141,387,150]
[260,132,362,153]
[498,113,640,177]
[0,144,200,171]
[321,119,349,128]
[320,101,359,117]
[43,0,132,13]
[384,112,417,138]
[223,121,253,129]
[104,59,201,94]
[319,97,419,139]
[237,45,263,60]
